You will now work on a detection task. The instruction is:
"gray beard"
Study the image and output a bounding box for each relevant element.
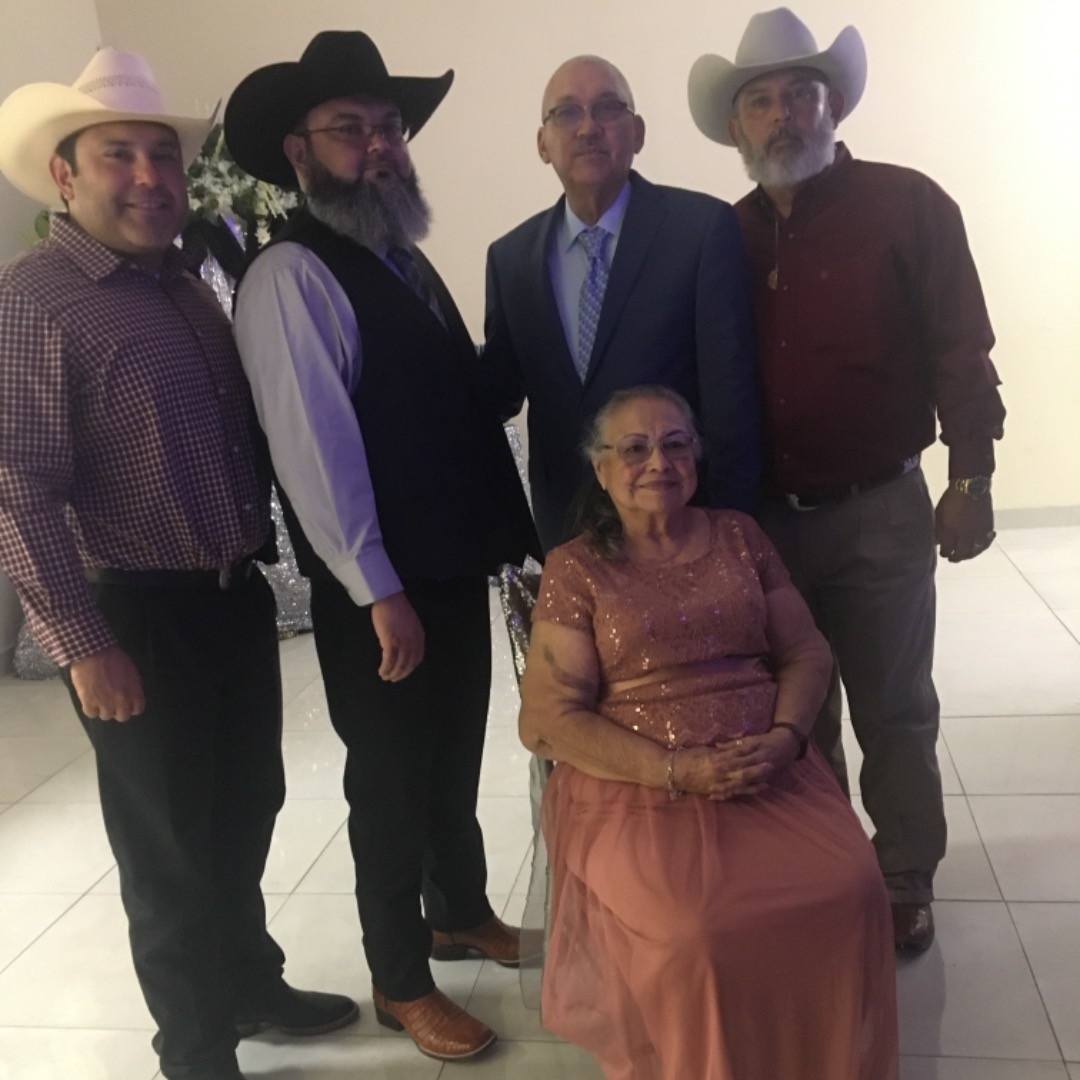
[738,115,837,188]
[304,161,432,250]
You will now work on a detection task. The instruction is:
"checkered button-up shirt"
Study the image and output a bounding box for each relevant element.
[0,215,271,666]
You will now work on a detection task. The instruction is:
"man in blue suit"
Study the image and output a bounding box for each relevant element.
[485,55,760,551]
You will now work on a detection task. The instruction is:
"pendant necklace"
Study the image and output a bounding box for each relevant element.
[767,215,779,290]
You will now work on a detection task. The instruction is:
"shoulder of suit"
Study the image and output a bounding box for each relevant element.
[633,174,734,215]
[489,203,557,255]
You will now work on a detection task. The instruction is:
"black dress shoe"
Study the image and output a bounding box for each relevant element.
[235,983,359,1038]
[892,902,935,955]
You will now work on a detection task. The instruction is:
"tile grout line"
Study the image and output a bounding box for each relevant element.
[960,775,1070,1066]
[997,545,1080,648]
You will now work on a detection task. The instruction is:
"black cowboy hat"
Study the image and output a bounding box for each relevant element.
[224,31,453,188]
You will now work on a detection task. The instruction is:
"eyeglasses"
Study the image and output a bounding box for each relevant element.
[298,117,406,146]
[542,99,634,129]
[599,433,698,467]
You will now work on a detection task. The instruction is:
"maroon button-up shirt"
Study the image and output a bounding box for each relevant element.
[0,216,271,665]
[734,143,1005,494]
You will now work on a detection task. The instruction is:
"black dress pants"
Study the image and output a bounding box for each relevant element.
[70,571,286,1079]
[310,574,495,1001]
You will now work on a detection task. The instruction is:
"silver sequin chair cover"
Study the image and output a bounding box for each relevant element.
[497,560,550,1010]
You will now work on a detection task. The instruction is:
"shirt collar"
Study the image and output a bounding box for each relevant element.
[559,179,632,253]
[46,212,187,283]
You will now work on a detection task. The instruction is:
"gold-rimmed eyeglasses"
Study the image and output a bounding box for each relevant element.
[599,434,698,467]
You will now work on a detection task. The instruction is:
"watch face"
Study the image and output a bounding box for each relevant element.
[960,477,990,496]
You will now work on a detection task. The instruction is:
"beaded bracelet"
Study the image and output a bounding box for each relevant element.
[772,722,809,760]
[667,748,683,801]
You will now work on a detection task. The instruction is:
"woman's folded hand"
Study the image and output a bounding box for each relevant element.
[675,728,802,801]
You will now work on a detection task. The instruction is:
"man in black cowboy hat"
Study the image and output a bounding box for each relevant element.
[225,32,540,1062]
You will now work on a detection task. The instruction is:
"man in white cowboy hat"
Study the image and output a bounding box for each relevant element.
[688,8,1006,954]
[484,53,760,552]
[225,31,541,1062]
[0,47,358,1080]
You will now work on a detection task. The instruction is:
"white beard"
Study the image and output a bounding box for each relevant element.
[738,113,837,188]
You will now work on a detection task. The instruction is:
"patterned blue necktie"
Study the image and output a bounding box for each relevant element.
[576,226,611,380]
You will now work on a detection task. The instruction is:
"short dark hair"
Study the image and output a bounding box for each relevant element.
[53,129,82,173]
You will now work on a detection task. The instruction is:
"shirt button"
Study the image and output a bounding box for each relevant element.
[242,503,253,512]
[779,398,786,405]
[781,284,789,292]
[782,453,790,460]
[779,340,787,348]
[217,387,226,397]
[787,232,795,239]
[232,445,240,454]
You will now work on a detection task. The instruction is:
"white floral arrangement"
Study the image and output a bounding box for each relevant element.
[186,123,297,248]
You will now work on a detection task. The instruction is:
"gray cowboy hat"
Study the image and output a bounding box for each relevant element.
[688,8,866,147]
[224,31,453,188]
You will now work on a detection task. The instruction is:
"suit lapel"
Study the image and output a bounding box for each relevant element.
[530,199,580,383]
[586,172,665,381]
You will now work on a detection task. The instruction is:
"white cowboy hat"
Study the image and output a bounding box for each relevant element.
[688,7,867,147]
[0,47,216,205]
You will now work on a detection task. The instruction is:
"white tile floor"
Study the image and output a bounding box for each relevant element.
[0,524,1077,1079]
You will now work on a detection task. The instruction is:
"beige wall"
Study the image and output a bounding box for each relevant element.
[7,0,1080,513]
[0,0,102,260]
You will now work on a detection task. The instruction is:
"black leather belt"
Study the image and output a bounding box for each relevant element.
[85,556,256,591]
[784,458,918,511]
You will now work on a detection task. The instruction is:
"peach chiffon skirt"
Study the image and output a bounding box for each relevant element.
[540,750,898,1080]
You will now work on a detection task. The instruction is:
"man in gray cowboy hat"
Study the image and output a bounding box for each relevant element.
[688,8,1006,954]
[225,31,541,1061]
[0,47,357,1080]
[484,53,759,552]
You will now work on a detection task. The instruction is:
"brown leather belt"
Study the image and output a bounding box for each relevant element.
[784,456,919,511]
[85,556,256,591]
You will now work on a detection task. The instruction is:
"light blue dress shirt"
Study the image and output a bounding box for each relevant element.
[547,181,632,360]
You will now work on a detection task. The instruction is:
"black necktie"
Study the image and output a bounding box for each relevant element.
[387,247,447,328]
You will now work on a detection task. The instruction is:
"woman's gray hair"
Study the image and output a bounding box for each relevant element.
[573,385,702,562]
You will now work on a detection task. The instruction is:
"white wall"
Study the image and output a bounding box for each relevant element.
[8,0,1080,515]
[0,0,102,260]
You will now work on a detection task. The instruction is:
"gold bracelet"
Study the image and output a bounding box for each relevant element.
[667,748,683,801]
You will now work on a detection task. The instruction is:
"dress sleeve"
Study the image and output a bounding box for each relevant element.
[910,176,1005,477]
[0,282,115,666]
[726,512,792,595]
[531,543,596,634]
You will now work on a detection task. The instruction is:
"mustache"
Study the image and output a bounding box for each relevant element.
[764,127,804,153]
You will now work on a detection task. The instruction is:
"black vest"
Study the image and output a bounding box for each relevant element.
[250,210,538,584]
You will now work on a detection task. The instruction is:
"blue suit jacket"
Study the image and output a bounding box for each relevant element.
[484,171,761,551]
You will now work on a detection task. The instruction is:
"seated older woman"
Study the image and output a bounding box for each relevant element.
[519,386,898,1080]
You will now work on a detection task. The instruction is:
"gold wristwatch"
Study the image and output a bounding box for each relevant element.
[951,476,991,497]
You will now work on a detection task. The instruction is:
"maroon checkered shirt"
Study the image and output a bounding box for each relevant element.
[0,215,271,666]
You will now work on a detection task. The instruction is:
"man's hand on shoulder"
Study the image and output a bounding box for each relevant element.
[371,591,425,682]
[935,485,996,563]
[69,644,145,722]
